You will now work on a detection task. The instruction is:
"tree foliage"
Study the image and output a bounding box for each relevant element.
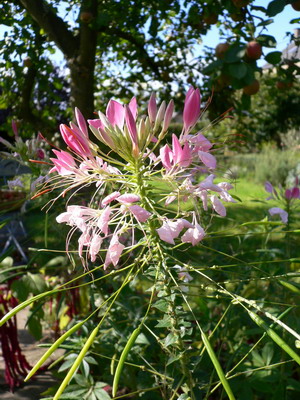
[0,0,299,137]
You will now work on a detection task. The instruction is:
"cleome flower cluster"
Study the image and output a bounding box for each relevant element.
[40,87,235,268]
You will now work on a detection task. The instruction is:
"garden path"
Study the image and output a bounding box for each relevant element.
[0,308,63,400]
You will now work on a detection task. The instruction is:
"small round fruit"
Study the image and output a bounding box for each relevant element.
[246,41,262,60]
[232,0,249,8]
[230,11,245,22]
[203,13,218,25]
[243,79,260,95]
[291,1,300,11]
[23,57,32,67]
[215,42,230,59]
[80,11,93,23]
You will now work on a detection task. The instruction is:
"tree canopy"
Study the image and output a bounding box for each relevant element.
[0,0,299,138]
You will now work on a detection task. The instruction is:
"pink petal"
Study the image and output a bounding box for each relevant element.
[218,182,234,191]
[190,133,212,152]
[88,118,104,130]
[129,205,151,222]
[180,142,192,167]
[78,232,91,257]
[125,105,138,146]
[97,206,111,235]
[102,191,121,206]
[106,100,125,129]
[211,195,226,217]
[56,212,71,224]
[75,107,88,137]
[160,144,172,170]
[89,234,103,262]
[172,134,182,165]
[285,189,292,199]
[117,194,141,204]
[105,235,125,268]
[198,151,216,169]
[156,222,175,245]
[129,97,138,120]
[268,207,288,223]
[265,181,274,194]
[199,174,221,192]
[181,223,205,246]
[291,187,300,199]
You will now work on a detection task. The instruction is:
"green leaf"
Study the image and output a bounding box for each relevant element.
[166,354,181,366]
[257,34,277,48]
[135,332,150,345]
[86,392,97,400]
[228,63,248,79]
[23,273,47,295]
[156,315,172,328]
[203,60,223,75]
[224,45,246,63]
[265,51,282,65]
[267,0,286,17]
[28,315,42,340]
[94,389,111,400]
[11,279,29,302]
[153,299,169,312]
[164,332,178,347]
[290,18,300,24]
[257,18,274,27]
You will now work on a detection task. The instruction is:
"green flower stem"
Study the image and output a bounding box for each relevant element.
[130,159,196,399]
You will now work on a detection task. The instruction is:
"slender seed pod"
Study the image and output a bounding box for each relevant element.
[112,327,141,397]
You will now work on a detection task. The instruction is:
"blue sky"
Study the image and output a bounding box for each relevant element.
[0,1,298,68]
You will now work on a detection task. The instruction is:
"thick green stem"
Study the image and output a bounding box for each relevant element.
[130,157,195,399]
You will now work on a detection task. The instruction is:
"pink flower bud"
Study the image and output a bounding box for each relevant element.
[163,100,174,132]
[12,120,19,138]
[183,87,201,133]
[154,101,166,130]
[125,105,138,147]
[148,93,157,124]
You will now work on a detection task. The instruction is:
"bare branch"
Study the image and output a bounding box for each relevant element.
[19,0,78,58]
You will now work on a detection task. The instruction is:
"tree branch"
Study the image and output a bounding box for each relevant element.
[105,27,166,80]
[19,0,78,58]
